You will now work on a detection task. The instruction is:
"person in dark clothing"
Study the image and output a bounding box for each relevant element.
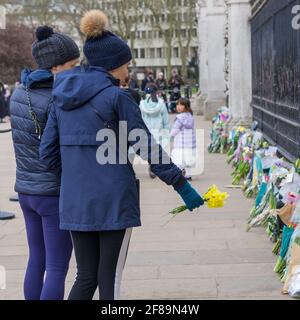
[3,84,11,118]
[40,10,204,301]
[120,75,141,105]
[168,69,184,113]
[0,81,7,122]
[141,70,155,91]
[128,72,139,91]
[156,72,168,103]
[10,26,80,300]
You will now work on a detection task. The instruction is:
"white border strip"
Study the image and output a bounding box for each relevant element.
[114,228,132,300]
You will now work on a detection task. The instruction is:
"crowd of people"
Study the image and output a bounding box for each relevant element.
[5,9,203,301]
[128,68,185,114]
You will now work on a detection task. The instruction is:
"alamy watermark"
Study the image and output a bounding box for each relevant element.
[95,123,205,175]
[292,5,300,30]
[0,265,6,290]
[0,6,6,30]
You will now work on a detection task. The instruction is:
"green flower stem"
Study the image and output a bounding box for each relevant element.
[170,201,209,215]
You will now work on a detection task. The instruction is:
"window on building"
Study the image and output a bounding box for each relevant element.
[157,48,163,58]
[173,47,179,58]
[133,49,139,59]
[150,48,155,59]
[190,46,198,57]
[142,31,146,39]
[140,48,146,59]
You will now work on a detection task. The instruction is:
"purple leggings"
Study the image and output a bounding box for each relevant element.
[19,194,73,300]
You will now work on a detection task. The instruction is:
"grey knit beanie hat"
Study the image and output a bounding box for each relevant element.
[32,26,80,69]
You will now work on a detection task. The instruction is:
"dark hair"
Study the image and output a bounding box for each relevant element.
[177,97,193,115]
[145,83,158,103]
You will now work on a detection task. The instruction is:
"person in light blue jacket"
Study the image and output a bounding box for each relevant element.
[140,83,170,178]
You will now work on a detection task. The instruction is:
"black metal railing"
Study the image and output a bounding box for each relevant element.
[251,0,300,161]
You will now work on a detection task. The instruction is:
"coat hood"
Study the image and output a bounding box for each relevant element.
[176,112,194,129]
[52,65,116,111]
[21,68,53,89]
[140,96,165,116]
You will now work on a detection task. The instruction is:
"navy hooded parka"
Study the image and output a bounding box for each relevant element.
[40,65,185,231]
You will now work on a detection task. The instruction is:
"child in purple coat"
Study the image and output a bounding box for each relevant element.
[171,98,196,180]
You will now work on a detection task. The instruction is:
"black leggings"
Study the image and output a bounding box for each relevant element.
[68,229,132,300]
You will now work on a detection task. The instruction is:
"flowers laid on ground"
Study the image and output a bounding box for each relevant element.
[208,107,231,154]
[208,112,300,299]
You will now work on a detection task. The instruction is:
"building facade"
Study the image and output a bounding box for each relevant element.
[101,0,199,80]
[4,0,199,81]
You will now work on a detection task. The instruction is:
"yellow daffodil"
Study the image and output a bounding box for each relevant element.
[169,185,229,215]
[203,185,229,209]
[236,126,246,133]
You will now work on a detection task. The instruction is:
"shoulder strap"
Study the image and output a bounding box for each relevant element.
[25,86,43,140]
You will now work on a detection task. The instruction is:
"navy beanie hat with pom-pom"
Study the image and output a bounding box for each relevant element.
[80,10,132,71]
[32,26,80,69]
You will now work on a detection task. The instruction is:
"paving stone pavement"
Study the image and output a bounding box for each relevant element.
[0,114,291,300]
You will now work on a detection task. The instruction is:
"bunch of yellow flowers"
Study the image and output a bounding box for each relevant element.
[203,185,229,209]
[170,185,229,214]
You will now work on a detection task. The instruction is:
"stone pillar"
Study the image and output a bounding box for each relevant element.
[195,2,208,116]
[226,0,252,126]
[203,4,227,120]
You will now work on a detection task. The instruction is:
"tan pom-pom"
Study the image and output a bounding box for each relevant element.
[80,10,108,39]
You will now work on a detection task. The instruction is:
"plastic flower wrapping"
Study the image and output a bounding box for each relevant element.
[208,107,231,154]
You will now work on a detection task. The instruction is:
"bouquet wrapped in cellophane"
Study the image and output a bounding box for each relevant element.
[208,107,231,154]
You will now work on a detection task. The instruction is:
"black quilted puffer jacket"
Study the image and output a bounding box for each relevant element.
[9,69,60,196]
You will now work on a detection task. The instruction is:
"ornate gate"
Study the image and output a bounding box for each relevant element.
[251,0,300,161]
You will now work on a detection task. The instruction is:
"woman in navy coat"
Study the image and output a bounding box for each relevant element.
[40,10,204,300]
